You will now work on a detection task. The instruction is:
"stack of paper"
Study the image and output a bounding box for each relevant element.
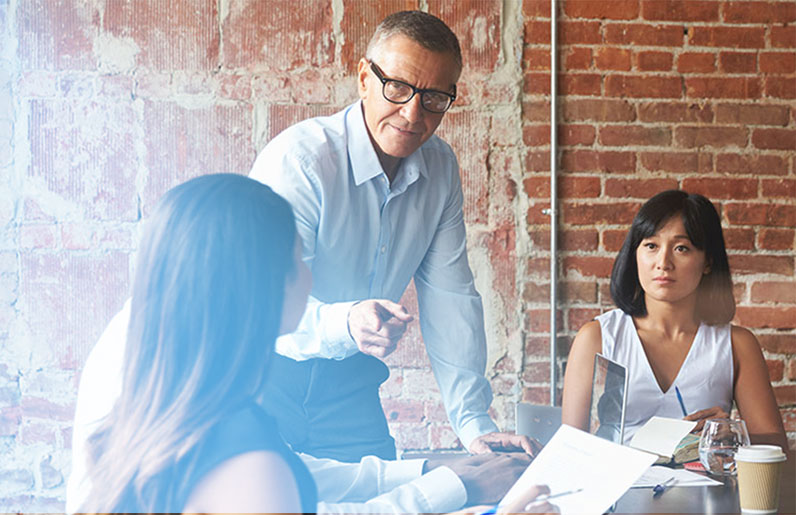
[631,465,721,488]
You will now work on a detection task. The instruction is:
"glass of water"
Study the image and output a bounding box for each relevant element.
[698,418,750,476]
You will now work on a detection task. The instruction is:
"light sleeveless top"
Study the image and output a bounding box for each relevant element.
[597,309,734,443]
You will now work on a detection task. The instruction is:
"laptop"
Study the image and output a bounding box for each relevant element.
[588,353,628,445]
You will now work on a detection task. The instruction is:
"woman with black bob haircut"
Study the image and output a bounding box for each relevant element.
[79,174,316,513]
[562,190,786,449]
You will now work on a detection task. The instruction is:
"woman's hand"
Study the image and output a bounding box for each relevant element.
[684,405,730,432]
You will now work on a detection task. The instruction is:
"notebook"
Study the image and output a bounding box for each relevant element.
[588,353,628,445]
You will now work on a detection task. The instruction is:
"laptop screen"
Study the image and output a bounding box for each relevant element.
[589,353,628,444]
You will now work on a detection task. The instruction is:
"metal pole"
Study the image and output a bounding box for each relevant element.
[548,0,558,406]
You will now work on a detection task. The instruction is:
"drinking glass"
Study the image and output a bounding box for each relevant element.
[698,418,750,476]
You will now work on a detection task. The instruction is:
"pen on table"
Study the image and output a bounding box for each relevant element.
[478,488,585,515]
[675,385,688,417]
[652,476,677,497]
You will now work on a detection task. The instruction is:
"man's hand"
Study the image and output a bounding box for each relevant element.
[347,300,413,359]
[684,405,731,433]
[442,452,533,506]
[469,431,543,456]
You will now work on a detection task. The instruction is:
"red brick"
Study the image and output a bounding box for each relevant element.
[523,0,551,18]
[725,203,795,227]
[765,77,796,99]
[722,228,756,251]
[382,398,424,423]
[97,74,136,99]
[560,176,600,198]
[689,26,766,49]
[428,424,462,450]
[430,0,501,75]
[568,308,601,333]
[523,71,551,95]
[560,73,602,96]
[752,129,796,151]
[603,229,627,252]
[339,0,417,73]
[521,386,551,405]
[20,252,129,368]
[526,47,553,70]
[438,111,491,225]
[636,50,673,71]
[761,179,796,199]
[729,255,793,276]
[563,256,615,278]
[20,397,74,421]
[605,74,682,98]
[523,124,551,148]
[561,280,599,303]
[17,71,59,97]
[675,126,748,148]
[771,26,796,48]
[19,225,57,249]
[562,99,635,122]
[719,52,758,74]
[17,0,95,70]
[605,178,679,199]
[723,1,796,24]
[560,21,602,45]
[565,0,639,19]
[760,52,796,74]
[522,101,551,123]
[530,229,599,252]
[686,76,762,99]
[642,0,719,21]
[560,124,596,146]
[523,279,550,303]
[142,101,254,215]
[677,52,716,73]
[751,281,796,304]
[104,0,218,71]
[641,151,712,174]
[758,334,796,354]
[638,101,713,123]
[600,125,672,146]
[715,104,790,126]
[522,361,552,383]
[222,0,333,71]
[526,203,552,226]
[564,47,592,70]
[758,228,795,251]
[773,385,796,405]
[766,359,785,382]
[524,150,550,172]
[525,335,555,356]
[563,201,639,225]
[283,69,335,104]
[789,360,796,382]
[595,48,632,71]
[561,150,636,174]
[525,308,564,333]
[524,21,552,45]
[716,154,787,176]
[604,23,685,46]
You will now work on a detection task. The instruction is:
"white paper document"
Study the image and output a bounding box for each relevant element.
[499,424,658,515]
[629,416,697,457]
[631,465,722,488]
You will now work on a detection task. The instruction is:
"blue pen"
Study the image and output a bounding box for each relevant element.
[675,386,688,417]
[653,477,677,497]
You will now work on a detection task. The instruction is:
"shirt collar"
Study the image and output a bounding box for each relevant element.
[346,101,429,187]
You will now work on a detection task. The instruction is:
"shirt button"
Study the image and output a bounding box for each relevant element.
[380,246,386,254]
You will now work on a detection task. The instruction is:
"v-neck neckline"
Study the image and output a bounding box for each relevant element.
[629,317,704,395]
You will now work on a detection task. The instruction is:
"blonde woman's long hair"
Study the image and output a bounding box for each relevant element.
[81,174,297,512]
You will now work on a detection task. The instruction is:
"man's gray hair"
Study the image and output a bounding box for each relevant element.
[366,10,462,71]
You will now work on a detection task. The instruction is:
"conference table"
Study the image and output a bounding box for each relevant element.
[404,449,795,514]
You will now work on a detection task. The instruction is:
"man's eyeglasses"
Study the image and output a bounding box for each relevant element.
[369,61,456,114]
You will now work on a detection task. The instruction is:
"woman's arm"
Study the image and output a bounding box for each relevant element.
[731,325,788,449]
[183,450,302,514]
[561,321,603,431]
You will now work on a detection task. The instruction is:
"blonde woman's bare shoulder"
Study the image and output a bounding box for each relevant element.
[183,450,301,514]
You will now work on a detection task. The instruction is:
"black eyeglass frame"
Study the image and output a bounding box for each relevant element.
[368,60,457,114]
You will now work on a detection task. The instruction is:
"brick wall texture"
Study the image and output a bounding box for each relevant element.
[1,0,794,510]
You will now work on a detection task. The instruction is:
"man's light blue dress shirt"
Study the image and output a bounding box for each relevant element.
[249,101,498,448]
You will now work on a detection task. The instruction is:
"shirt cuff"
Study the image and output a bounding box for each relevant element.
[380,457,426,491]
[321,300,359,358]
[413,466,468,513]
[457,415,500,451]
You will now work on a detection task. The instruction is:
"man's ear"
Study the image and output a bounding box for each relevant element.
[357,58,370,99]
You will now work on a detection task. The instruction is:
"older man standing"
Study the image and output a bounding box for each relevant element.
[251,10,535,462]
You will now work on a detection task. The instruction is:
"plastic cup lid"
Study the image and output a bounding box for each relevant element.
[735,445,786,463]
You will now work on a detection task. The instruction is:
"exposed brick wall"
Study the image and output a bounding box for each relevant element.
[1,0,793,510]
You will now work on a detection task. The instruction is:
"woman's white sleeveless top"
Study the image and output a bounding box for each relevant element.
[597,308,734,443]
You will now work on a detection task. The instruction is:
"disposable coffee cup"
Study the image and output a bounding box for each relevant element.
[735,445,787,514]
